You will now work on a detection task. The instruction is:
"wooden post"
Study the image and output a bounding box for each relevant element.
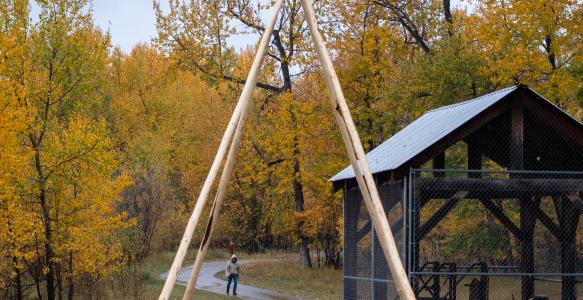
[555,196,580,300]
[468,143,481,178]
[158,2,283,298]
[509,105,535,300]
[299,0,414,298]
[519,197,536,300]
[432,152,445,178]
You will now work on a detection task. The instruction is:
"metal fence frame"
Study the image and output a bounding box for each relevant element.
[406,168,583,300]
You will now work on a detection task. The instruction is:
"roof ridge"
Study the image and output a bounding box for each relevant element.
[425,86,518,114]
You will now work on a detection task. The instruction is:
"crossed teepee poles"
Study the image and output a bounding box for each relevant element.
[159,0,415,299]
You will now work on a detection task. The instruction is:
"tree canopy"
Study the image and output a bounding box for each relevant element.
[0,0,581,298]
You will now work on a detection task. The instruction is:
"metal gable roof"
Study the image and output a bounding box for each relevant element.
[330,86,519,182]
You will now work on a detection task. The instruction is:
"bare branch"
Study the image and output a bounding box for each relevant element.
[226,5,265,32]
[373,0,431,54]
[172,35,283,93]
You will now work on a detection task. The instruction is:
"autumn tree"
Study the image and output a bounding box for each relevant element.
[106,43,228,258]
[0,1,134,299]
[0,1,33,298]
[155,0,324,268]
[473,0,582,116]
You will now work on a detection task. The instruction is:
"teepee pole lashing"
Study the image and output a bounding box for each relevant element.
[158,1,283,298]
[298,0,415,298]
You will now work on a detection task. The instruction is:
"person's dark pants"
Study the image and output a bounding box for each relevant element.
[227,274,238,294]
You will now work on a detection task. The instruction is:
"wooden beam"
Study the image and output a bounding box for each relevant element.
[418,191,468,239]
[300,1,414,298]
[478,199,521,237]
[513,102,531,300]
[566,192,583,214]
[357,217,405,241]
[464,114,510,169]
[533,206,560,239]
[509,102,530,300]
[158,3,284,299]
[356,183,404,240]
[392,92,516,178]
[519,88,583,149]
[432,152,445,178]
[356,220,371,241]
[416,178,583,194]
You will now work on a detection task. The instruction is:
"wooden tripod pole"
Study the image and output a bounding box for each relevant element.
[299,0,415,298]
[182,113,242,299]
[158,1,283,298]
[182,98,248,299]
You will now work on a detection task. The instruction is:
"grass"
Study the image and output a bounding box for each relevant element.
[125,249,293,299]
[236,257,343,300]
[138,250,232,300]
[105,250,582,300]
[94,250,231,300]
[99,250,342,299]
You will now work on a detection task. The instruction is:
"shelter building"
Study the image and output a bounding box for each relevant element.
[331,85,583,300]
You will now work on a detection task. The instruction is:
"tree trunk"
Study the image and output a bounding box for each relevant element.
[291,129,312,269]
[13,256,23,300]
[274,29,312,266]
[294,156,312,269]
[41,194,56,300]
[32,136,56,300]
[35,276,43,300]
[31,238,43,300]
[8,222,24,300]
[67,251,74,300]
[443,0,452,24]
[56,263,63,300]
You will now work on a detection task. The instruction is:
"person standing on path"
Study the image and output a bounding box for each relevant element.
[226,254,240,296]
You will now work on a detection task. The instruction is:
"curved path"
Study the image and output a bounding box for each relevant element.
[160,260,305,300]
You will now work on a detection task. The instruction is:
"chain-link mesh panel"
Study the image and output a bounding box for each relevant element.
[409,169,583,300]
[341,88,583,299]
[343,181,406,300]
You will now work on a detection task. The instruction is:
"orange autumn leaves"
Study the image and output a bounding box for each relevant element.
[0,0,132,296]
[1,1,581,298]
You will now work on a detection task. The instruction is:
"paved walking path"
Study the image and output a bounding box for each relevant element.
[160,260,305,300]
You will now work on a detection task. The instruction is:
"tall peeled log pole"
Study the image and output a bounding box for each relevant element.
[158,1,284,299]
[298,0,415,299]
[182,111,245,300]
[182,3,284,296]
